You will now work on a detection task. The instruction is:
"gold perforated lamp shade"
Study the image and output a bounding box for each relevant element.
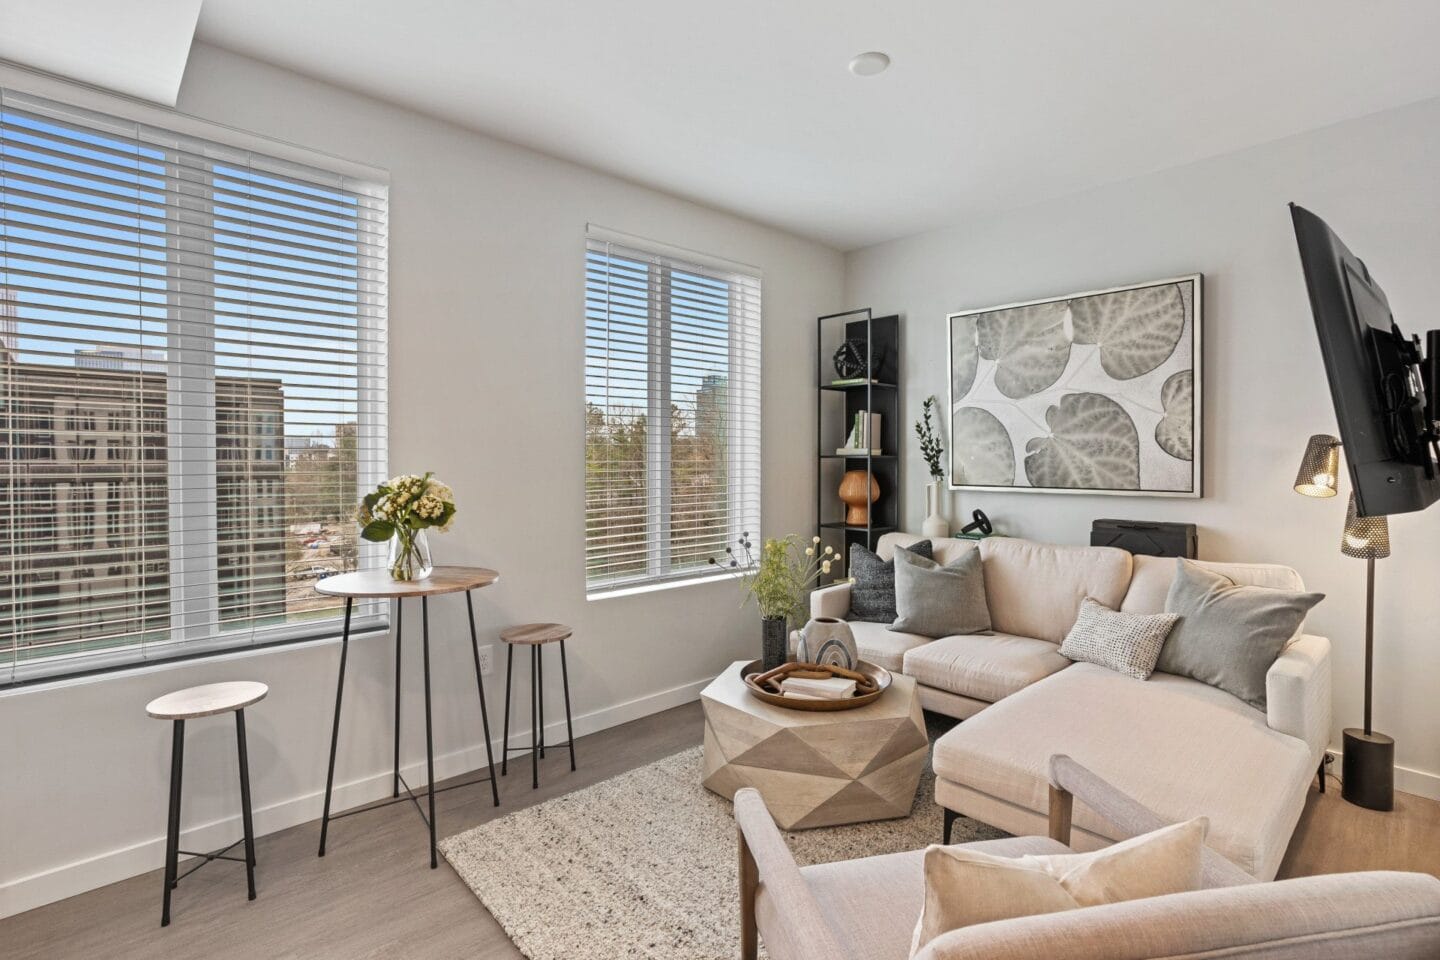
[1341,493,1391,560]
[1293,434,1341,498]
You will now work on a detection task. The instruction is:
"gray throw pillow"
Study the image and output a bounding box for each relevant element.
[1157,559,1324,709]
[848,540,933,623]
[1059,598,1179,680]
[891,548,991,639]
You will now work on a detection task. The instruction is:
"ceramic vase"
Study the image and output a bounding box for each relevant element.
[760,616,789,673]
[795,617,858,670]
[922,480,950,538]
[838,469,880,525]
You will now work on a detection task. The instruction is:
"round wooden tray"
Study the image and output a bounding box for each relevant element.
[740,659,892,712]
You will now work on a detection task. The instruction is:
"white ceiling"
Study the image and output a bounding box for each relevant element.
[0,0,201,105]
[194,0,1440,250]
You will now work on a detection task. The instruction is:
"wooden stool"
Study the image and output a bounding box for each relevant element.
[499,623,576,789]
[146,681,267,927]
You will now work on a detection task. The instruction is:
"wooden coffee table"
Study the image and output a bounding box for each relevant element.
[701,660,928,829]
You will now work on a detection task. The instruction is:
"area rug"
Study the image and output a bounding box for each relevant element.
[439,742,1004,960]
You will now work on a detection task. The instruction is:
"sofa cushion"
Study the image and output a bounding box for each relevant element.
[1122,554,1307,615]
[849,540,934,623]
[876,531,979,567]
[845,619,932,673]
[903,632,1071,704]
[892,548,992,638]
[1158,559,1325,709]
[782,837,1071,960]
[978,538,1132,644]
[932,662,1314,879]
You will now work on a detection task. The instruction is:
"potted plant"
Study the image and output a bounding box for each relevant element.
[916,395,949,537]
[356,472,457,580]
[711,534,841,671]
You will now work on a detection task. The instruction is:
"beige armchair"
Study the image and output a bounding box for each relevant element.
[735,755,1440,960]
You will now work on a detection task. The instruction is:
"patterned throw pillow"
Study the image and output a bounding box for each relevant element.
[1058,598,1179,680]
[848,540,933,623]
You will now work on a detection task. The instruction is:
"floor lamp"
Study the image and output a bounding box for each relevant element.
[1292,434,1395,810]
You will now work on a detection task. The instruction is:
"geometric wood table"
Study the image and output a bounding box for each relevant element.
[700,660,928,830]
[314,566,500,869]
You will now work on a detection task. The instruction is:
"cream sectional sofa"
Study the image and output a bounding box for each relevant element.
[809,533,1331,881]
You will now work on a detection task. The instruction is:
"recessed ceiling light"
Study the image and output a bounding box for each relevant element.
[848,52,891,77]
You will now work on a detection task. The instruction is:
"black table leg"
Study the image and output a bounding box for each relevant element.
[559,638,576,772]
[530,645,539,790]
[236,709,257,901]
[466,591,501,807]
[538,644,545,759]
[501,644,513,776]
[393,599,403,799]
[161,718,184,927]
[422,596,437,869]
[318,597,353,857]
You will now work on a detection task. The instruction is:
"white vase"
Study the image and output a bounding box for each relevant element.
[795,617,858,670]
[922,480,950,539]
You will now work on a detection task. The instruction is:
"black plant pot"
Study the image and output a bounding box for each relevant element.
[760,616,789,672]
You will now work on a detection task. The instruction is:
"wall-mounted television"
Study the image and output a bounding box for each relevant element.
[1290,203,1440,517]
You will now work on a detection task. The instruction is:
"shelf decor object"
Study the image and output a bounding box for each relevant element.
[816,310,901,575]
[916,395,950,537]
[709,533,842,672]
[356,472,457,581]
[1291,435,1395,810]
[948,275,1202,497]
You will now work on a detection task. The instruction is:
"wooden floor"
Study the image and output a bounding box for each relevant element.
[5,700,1439,959]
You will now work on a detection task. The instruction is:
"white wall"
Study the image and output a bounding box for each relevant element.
[845,96,1440,798]
[0,44,844,917]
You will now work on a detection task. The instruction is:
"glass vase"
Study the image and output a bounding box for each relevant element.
[388,528,434,581]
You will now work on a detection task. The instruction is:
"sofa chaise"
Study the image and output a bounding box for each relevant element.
[810,533,1331,880]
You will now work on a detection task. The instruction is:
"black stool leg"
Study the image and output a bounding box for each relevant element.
[318,597,353,857]
[421,596,437,869]
[466,592,500,807]
[530,644,539,790]
[393,599,403,799]
[161,718,184,927]
[559,638,576,772]
[235,709,257,901]
[501,644,513,776]
[538,643,545,759]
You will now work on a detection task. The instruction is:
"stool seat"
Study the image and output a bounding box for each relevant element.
[147,681,268,720]
[500,623,572,645]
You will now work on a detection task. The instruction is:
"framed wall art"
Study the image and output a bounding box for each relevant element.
[948,275,1202,497]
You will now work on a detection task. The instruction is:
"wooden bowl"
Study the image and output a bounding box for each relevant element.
[740,659,892,712]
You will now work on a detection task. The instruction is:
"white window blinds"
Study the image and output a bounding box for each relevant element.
[584,231,761,595]
[0,86,388,684]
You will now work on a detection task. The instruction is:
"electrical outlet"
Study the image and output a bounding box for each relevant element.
[475,643,495,676]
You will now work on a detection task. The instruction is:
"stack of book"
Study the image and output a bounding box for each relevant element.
[836,410,882,456]
[779,675,858,700]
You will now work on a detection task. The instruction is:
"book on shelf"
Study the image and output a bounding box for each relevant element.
[829,377,877,386]
[835,448,883,456]
[841,410,883,456]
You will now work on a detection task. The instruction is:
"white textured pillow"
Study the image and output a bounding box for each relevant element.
[911,818,1208,956]
[1058,598,1179,680]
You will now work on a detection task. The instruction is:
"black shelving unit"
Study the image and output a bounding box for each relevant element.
[816,310,901,583]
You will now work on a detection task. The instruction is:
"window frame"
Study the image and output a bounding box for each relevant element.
[0,69,391,688]
[583,228,762,599]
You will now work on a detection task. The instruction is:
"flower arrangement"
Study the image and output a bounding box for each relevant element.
[356,472,456,580]
[915,395,945,484]
[710,532,842,627]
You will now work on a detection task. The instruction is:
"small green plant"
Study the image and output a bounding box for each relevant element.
[710,533,841,627]
[915,395,945,483]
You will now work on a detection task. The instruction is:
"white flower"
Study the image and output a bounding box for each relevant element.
[821,561,832,574]
[824,545,834,555]
[804,547,814,557]
[812,536,821,544]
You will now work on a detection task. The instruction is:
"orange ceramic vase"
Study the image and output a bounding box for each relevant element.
[838,470,880,525]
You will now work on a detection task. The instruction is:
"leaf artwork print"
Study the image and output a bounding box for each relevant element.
[1024,393,1140,490]
[1070,283,1185,380]
[976,300,1071,399]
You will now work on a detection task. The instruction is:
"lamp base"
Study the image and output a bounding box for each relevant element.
[1341,728,1395,811]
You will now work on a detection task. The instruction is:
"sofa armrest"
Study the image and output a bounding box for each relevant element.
[809,581,851,620]
[1266,633,1332,759]
[734,787,852,960]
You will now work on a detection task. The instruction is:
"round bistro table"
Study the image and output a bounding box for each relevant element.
[315,566,500,868]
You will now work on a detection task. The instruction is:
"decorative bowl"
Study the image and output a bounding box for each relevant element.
[740,658,892,712]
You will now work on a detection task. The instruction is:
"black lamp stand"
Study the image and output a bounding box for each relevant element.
[1341,557,1395,811]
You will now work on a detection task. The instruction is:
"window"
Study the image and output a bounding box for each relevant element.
[0,84,388,684]
[584,230,761,595]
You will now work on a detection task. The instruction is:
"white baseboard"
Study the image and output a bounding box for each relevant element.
[1328,748,1440,802]
[0,675,710,920]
